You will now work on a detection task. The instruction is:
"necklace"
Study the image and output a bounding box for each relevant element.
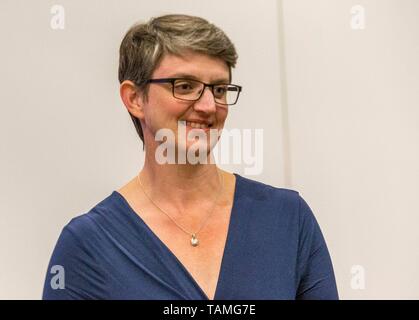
[137,170,224,247]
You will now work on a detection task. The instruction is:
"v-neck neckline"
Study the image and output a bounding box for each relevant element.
[113,172,241,300]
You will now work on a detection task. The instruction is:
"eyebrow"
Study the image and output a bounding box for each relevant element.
[168,73,230,84]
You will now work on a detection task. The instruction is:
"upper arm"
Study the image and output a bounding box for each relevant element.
[42,224,108,300]
[295,195,339,300]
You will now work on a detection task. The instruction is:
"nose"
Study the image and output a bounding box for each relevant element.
[193,86,217,113]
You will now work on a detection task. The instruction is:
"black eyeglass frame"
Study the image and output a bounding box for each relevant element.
[145,78,242,106]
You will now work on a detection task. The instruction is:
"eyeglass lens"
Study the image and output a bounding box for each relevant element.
[173,79,239,105]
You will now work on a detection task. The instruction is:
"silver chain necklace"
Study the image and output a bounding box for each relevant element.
[137,170,224,247]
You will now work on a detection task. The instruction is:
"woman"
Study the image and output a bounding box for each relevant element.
[42,14,338,300]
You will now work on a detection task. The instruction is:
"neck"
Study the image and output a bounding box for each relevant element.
[139,149,224,218]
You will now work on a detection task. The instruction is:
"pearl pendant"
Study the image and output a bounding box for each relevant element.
[191,234,199,247]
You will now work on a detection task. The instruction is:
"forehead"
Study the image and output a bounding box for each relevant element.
[152,50,230,83]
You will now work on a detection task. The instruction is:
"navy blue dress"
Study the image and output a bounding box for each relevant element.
[42,173,338,300]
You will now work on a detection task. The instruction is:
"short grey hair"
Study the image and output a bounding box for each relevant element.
[118,14,238,147]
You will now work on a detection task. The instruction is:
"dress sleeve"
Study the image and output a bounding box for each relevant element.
[295,195,339,300]
[42,224,108,300]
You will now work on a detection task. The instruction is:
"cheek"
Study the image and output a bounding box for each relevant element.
[145,96,184,130]
[165,102,189,120]
[216,107,229,124]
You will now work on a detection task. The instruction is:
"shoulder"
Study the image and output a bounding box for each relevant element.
[234,173,316,226]
[45,192,127,279]
[62,191,125,245]
[43,193,121,300]
[235,173,302,208]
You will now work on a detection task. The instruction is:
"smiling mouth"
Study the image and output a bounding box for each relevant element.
[184,121,213,129]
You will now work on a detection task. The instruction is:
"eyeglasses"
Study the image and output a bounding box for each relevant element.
[146,78,242,106]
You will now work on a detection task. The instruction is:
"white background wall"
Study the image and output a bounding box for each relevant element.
[281,0,419,299]
[0,0,418,299]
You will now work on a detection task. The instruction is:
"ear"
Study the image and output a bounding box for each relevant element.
[120,80,146,120]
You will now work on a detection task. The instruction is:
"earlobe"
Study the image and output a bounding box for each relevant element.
[120,80,145,120]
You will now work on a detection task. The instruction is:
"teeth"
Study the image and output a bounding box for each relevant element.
[186,121,210,129]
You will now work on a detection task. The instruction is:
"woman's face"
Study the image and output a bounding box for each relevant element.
[140,50,231,162]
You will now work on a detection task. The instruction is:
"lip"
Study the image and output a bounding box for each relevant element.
[185,124,211,132]
[181,120,214,131]
[182,119,213,126]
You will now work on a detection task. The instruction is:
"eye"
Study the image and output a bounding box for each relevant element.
[214,85,227,96]
[174,80,198,93]
[177,83,192,90]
